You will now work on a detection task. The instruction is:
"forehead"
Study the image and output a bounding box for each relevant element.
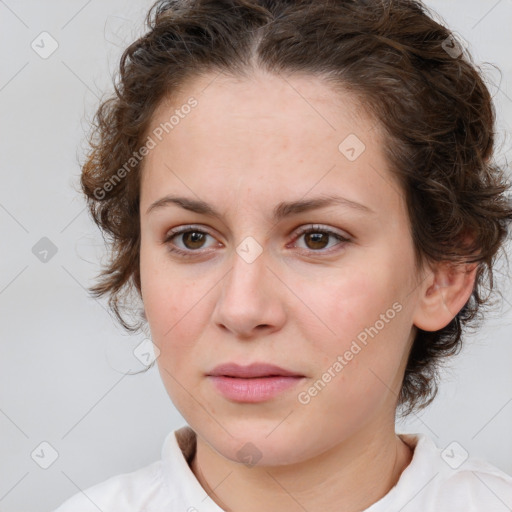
[146,70,372,151]
[140,70,403,222]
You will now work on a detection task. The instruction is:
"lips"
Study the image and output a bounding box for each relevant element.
[207,362,304,379]
[207,362,305,402]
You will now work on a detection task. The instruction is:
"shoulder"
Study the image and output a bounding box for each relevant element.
[52,427,201,512]
[435,454,512,511]
[396,433,512,512]
[53,459,168,512]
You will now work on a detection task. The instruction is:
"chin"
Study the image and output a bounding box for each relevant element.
[194,418,331,467]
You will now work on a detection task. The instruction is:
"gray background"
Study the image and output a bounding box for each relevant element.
[1,1,511,510]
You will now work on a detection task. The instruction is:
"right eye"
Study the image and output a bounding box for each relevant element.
[163,226,220,258]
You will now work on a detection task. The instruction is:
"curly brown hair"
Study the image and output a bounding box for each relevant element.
[80,0,512,416]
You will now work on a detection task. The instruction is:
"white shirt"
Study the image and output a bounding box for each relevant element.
[54,425,512,511]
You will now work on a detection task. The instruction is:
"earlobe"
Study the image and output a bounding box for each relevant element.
[412,261,478,332]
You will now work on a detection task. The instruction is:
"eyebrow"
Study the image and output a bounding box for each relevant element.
[145,193,375,220]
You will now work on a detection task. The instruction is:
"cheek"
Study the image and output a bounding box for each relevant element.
[308,265,410,390]
[139,248,228,391]
[140,251,214,422]
[140,244,200,351]
[143,281,202,358]
[307,268,391,343]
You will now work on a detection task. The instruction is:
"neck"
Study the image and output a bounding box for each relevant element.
[189,423,413,512]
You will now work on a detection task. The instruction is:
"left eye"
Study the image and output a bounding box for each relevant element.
[293,226,350,252]
[163,225,350,257]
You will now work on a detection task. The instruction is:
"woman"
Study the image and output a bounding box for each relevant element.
[55,0,512,510]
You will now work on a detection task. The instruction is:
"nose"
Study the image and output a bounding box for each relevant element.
[211,243,286,339]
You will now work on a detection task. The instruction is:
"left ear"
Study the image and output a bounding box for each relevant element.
[412,260,479,332]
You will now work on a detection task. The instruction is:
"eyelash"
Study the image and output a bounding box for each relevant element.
[162,224,351,259]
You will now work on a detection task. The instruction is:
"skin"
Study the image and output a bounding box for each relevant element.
[138,69,477,512]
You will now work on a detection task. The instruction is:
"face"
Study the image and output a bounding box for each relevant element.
[139,70,424,466]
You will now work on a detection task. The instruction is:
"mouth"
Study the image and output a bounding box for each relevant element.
[207,362,305,379]
[206,362,305,402]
